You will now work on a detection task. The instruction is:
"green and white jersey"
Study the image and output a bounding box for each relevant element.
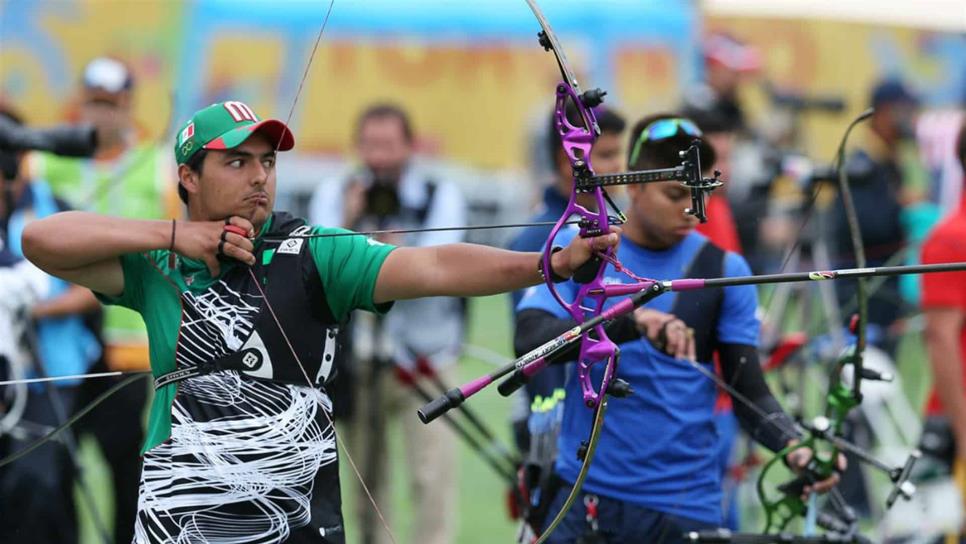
[96,213,394,544]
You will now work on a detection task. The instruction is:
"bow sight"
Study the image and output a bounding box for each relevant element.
[573,141,724,223]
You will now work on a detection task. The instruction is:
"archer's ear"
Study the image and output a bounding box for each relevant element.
[178,163,200,199]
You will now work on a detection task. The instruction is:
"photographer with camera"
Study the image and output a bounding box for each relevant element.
[832,79,936,347]
[26,56,176,543]
[0,104,104,544]
[308,103,467,544]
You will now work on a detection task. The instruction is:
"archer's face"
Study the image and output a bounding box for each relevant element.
[591,131,624,176]
[80,93,132,142]
[182,132,277,227]
[626,181,698,248]
[552,131,625,202]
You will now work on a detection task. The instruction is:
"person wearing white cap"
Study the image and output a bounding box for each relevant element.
[26,56,176,544]
[682,33,762,134]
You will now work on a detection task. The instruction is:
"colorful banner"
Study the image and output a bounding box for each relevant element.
[1,0,962,168]
[0,0,694,169]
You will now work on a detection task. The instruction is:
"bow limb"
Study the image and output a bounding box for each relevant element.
[524,2,623,540]
[535,392,609,544]
[831,108,874,401]
[799,109,876,533]
[749,110,874,536]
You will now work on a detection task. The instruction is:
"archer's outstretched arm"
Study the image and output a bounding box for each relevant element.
[372,230,619,303]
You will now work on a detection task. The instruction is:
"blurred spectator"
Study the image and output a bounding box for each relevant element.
[828,79,938,519]
[309,103,466,544]
[684,33,777,271]
[26,56,175,543]
[506,105,625,536]
[920,119,966,539]
[0,106,101,544]
[832,78,934,343]
[683,32,762,135]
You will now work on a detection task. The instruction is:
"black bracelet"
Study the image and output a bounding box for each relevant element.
[537,246,569,283]
[167,219,177,268]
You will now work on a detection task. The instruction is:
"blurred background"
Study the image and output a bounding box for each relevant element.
[3,0,963,233]
[1,1,964,543]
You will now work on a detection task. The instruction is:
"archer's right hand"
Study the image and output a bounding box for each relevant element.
[174,216,256,277]
[634,308,696,360]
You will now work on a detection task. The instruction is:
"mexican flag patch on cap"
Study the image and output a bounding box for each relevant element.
[174,101,295,165]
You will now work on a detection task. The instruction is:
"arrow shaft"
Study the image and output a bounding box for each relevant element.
[672,262,966,291]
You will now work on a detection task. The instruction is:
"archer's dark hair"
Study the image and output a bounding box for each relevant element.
[547,104,626,172]
[626,113,689,171]
[355,103,414,144]
[680,106,734,135]
[178,148,208,204]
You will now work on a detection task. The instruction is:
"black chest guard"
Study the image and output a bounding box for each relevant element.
[156,213,345,390]
[670,241,725,363]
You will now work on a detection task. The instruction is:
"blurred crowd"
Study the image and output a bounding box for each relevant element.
[1,28,965,544]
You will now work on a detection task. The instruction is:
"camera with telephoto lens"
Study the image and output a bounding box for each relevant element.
[0,115,98,180]
[364,179,401,220]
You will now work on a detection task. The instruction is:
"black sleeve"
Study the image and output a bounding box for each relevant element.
[718,342,801,452]
[513,308,640,361]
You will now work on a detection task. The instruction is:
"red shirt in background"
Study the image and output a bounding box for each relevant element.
[921,196,966,416]
[696,193,742,254]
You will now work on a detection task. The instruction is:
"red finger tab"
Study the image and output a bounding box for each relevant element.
[224,225,248,237]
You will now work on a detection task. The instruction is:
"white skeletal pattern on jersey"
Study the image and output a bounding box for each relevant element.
[134,279,336,543]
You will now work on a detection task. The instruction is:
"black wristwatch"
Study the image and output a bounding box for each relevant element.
[537,246,569,283]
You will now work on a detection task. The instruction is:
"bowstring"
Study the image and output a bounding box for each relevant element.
[245,268,398,543]
[261,219,584,241]
[259,1,398,541]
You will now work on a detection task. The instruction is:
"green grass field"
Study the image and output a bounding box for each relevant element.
[75,292,932,543]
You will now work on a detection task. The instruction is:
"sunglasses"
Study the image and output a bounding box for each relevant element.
[628,118,703,166]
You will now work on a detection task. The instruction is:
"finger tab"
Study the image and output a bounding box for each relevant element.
[224,225,249,237]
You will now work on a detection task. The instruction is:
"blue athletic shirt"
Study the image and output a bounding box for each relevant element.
[516,230,759,524]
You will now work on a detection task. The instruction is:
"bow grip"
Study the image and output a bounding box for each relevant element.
[572,254,602,284]
[417,387,465,424]
[776,473,811,497]
[497,369,528,397]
